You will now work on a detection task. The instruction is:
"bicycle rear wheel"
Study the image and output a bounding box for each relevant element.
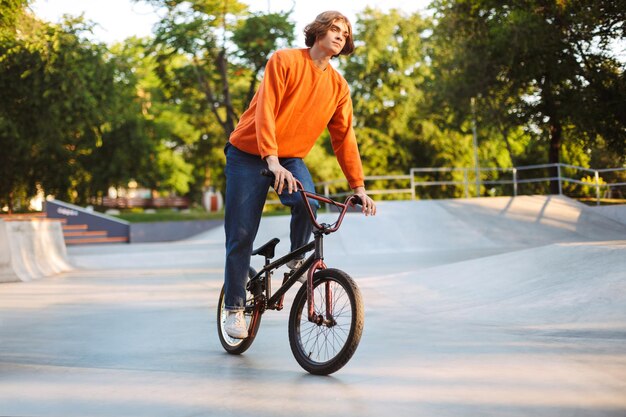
[288,268,364,375]
[217,267,262,354]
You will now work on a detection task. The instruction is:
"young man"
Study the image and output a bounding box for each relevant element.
[223,11,376,338]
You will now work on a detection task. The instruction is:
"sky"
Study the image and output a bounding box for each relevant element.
[30,0,431,46]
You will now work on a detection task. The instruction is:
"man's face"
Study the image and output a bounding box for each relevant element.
[317,19,350,56]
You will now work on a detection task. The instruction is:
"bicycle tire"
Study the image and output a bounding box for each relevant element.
[288,268,364,375]
[217,267,262,354]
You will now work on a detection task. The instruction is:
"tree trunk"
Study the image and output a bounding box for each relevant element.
[244,66,260,110]
[216,49,237,137]
[7,191,14,214]
[548,120,562,194]
[500,127,515,167]
[541,73,562,195]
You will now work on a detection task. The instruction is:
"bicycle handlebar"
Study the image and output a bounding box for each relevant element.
[261,168,305,191]
[261,169,360,233]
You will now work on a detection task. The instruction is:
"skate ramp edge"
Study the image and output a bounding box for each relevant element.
[595,204,626,227]
[0,220,72,283]
[322,195,626,255]
[197,195,626,257]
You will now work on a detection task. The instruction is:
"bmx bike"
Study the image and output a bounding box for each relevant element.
[217,169,365,375]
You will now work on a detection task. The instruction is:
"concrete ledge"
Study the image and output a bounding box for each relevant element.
[130,220,223,243]
[0,219,72,283]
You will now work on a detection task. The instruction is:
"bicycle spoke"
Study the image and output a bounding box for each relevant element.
[295,278,354,364]
[300,322,317,349]
[289,270,363,374]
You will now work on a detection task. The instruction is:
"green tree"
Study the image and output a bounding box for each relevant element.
[91,38,195,199]
[136,0,295,194]
[342,8,432,174]
[0,13,117,208]
[337,8,480,198]
[0,0,30,29]
[0,7,193,210]
[428,0,626,193]
[139,0,294,135]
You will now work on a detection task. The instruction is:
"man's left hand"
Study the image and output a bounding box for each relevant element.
[352,186,376,216]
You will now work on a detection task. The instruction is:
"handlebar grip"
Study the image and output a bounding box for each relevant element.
[350,195,363,206]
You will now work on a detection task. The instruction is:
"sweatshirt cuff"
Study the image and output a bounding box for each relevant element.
[259,146,278,160]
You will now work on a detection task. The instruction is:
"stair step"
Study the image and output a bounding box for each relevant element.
[65,236,129,245]
[3,209,130,246]
[63,224,88,231]
[63,230,108,238]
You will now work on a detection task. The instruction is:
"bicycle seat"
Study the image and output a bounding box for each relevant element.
[251,238,280,259]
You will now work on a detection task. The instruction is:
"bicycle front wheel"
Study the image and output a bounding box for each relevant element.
[288,268,364,375]
[217,267,262,355]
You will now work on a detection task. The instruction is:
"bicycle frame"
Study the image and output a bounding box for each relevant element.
[248,170,359,327]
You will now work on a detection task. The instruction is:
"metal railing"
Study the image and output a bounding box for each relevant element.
[266,163,626,210]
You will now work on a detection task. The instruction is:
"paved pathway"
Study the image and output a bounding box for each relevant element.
[1,196,625,416]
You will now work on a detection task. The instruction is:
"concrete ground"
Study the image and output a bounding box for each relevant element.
[1,195,625,417]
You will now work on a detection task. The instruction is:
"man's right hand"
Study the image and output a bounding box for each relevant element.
[265,155,297,195]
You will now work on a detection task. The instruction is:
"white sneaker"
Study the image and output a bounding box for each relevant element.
[225,311,248,339]
[287,258,307,283]
[286,258,304,270]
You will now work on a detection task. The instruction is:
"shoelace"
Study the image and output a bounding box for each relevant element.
[234,313,246,327]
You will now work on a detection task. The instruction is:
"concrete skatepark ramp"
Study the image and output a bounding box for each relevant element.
[0,219,72,283]
[0,195,624,416]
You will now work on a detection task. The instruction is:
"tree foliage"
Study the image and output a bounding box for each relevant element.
[141,0,294,135]
[343,8,432,173]
[2,1,625,210]
[0,13,119,208]
[0,8,193,210]
[133,0,295,194]
[340,8,483,198]
[428,0,626,192]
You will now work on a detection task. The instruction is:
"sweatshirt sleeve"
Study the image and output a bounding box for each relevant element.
[327,88,365,189]
[255,52,286,158]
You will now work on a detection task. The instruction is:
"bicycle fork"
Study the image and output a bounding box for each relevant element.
[307,231,335,326]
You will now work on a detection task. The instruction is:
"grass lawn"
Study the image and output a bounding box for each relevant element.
[112,209,224,223]
[576,197,626,206]
[111,206,291,223]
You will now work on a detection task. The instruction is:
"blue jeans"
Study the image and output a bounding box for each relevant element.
[223,144,319,311]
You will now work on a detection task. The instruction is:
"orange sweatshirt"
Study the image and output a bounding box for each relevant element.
[229,48,365,189]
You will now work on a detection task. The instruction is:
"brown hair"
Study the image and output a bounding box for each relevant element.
[303,11,355,57]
